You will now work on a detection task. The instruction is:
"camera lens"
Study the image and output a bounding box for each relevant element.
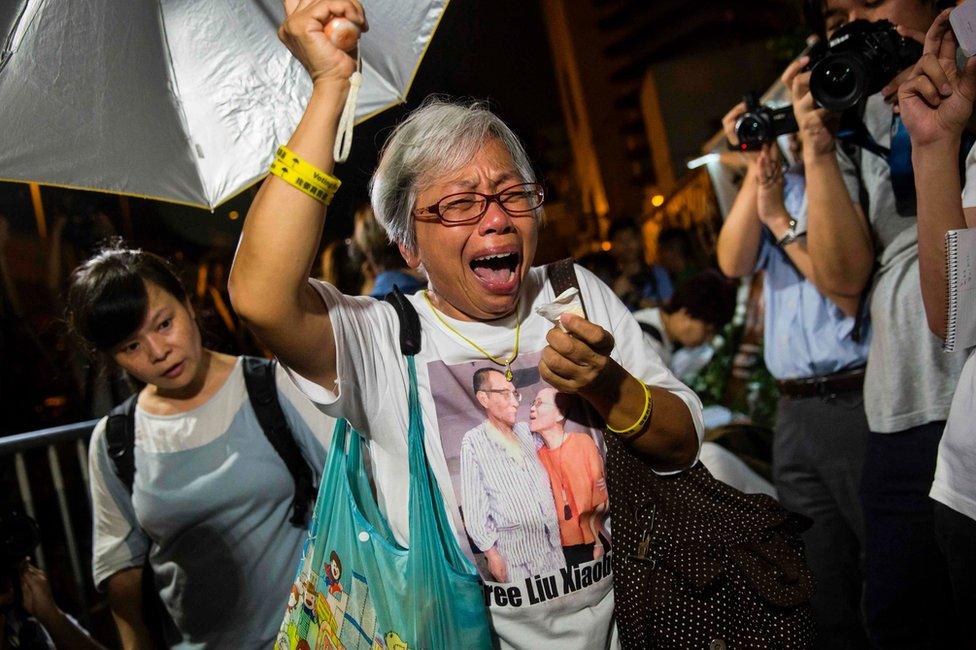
[810,55,867,111]
[735,115,767,148]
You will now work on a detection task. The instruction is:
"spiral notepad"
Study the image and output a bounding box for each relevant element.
[944,228,976,352]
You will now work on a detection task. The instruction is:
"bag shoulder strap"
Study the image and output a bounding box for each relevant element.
[105,394,139,494]
[384,285,422,355]
[241,356,315,527]
[638,321,665,344]
[547,258,588,318]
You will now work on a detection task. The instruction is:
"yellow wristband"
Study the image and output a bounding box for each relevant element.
[606,379,652,439]
[269,145,341,206]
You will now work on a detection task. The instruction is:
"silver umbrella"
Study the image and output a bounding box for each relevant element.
[0,0,447,209]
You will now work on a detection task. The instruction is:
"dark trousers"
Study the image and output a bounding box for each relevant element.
[933,501,976,640]
[773,391,869,650]
[860,423,960,649]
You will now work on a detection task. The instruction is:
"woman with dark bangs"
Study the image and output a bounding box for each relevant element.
[66,246,330,649]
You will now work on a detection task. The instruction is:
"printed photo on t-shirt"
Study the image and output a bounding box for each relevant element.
[427,351,612,593]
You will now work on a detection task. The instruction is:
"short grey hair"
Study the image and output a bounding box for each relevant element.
[369,97,538,251]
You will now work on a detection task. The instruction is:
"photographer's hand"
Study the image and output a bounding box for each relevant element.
[20,561,107,650]
[900,10,976,146]
[899,9,976,340]
[879,24,928,106]
[793,64,872,315]
[792,70,841,157]
[722,102,756,162]
[716,54,808,280]
[780,54,809,103]
[19,562,63,629]
[755,145,820,285]
[755,145,789,233]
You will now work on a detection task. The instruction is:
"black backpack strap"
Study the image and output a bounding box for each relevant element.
[241,357,315,527]
[105,394,139,493]
[547,258,588,319]
[384,285,422,355]
[639,321,665,344]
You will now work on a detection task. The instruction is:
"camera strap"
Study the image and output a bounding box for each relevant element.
[886,115,976,217]
[838,111,976,217]
[837,113,890,159]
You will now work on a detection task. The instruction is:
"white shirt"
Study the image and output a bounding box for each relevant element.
[930,177,976,522]
[286,264,704,649]
[931,348,976,522]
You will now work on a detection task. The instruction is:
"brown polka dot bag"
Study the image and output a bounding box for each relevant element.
[605,434,816,649]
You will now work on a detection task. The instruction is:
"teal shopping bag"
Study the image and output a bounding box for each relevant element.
[276,357,492,650]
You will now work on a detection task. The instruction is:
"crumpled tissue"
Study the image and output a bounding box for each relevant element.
[535,288,585,331]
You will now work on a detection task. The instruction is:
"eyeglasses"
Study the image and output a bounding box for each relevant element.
[479,388,522,402]
[414,183,545,225]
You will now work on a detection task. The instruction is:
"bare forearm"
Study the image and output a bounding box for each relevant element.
[717,165,763,278]
[106,569,153,650]
[778,237,815,280]
[581,362,697,470]
[913,141,967,339]
[804,150,874,297]
[230,81,347,324]
[760,209,860,315]
[34,608,107,650]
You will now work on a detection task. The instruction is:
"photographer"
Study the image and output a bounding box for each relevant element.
[899,9,976,637]
[1,561,107,650]
[718,69,870,644]
[796,0,965,646]
[607,218,674,310]
[1,508,105,650]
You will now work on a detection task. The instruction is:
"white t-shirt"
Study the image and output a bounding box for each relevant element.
[930,172,976,522]
[286,264,704,650]
[837,94,971,432]
[632,307,671,367]
[930,348,976,522]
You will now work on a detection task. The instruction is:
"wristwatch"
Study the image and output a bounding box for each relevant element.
[776,218,799,248]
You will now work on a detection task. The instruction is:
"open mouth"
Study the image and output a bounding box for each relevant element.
[470,251,521,294]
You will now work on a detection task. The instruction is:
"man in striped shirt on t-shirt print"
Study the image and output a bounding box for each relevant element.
[459,367,565,583]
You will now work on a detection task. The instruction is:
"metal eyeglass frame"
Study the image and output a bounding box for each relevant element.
[478,388,522,403]
[413,182,545,226]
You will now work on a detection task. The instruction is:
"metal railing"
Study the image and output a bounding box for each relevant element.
[1,419,99,618]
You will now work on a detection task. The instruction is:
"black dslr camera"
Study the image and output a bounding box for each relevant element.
[733,92,798,151]
[808,19,922,111]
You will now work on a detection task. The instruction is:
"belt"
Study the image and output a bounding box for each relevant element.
[776,367,865,399]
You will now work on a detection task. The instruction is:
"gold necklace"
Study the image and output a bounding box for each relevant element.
[423,290,521,380]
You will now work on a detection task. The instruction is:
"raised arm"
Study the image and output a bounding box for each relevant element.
[19,563,108,650]
[757,143,862,315]
[792,70,875,307]
[228,0,367,390]
[899,9,976,339]
[716,103,765,278]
